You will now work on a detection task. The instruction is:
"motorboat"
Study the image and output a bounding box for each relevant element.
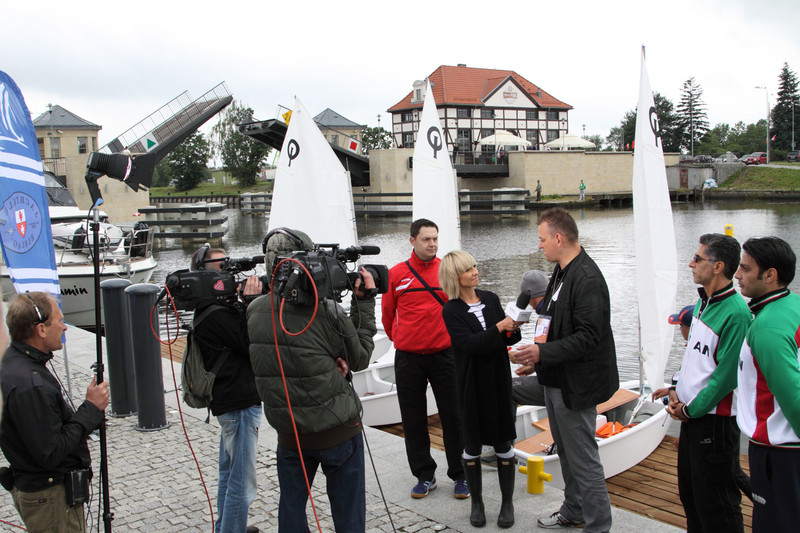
[1,172,157,327]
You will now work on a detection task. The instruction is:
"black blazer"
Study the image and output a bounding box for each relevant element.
[536,248,619,409]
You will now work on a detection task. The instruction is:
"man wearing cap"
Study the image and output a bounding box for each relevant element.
[653,233,751,533]
[668,305,694,340]
[735,237,800,532]
[510,270,550,406]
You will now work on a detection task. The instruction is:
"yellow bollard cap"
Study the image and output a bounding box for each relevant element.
[724,224,734,237]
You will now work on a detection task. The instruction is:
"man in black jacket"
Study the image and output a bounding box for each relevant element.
[514,208,618,532]
[191,246,262,533]
[1,292,109,532]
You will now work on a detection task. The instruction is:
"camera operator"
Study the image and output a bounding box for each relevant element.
[1,292,109,533]
[247,229,377,532]
[190,246,262,533]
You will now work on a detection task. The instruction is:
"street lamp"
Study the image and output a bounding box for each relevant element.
[792,101,796,151]
[560,118,567,150]
[756,86,770,163]
[582,124,586,138]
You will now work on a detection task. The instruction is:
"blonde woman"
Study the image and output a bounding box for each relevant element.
[440,250,521,528]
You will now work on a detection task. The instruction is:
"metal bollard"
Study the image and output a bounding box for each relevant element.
[101,279,137,417]
[125,283,170,431]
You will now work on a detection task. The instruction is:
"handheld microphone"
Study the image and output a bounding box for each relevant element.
[504,291,533,337]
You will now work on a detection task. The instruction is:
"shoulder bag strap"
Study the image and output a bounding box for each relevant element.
[405,260,445,307]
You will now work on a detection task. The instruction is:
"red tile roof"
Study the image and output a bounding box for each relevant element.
[387,65,572,112]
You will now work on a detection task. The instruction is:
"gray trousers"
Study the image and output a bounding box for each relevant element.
[544,386,612,533]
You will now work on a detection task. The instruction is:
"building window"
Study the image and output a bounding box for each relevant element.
[547,130,559,142]
[402,112,413,122]
[50,137,61,158]
[457,108,470,119]
[526,110,538,120]
[92,137,97,151]
[78,137,88,154]
[330,134,338,146]
[481,129,494,139]
[527,130,539,146]
[415,89,422,101]
[37,138,45,159]
[403,132,414,147]
[546,110,559,121]
[480,109,494,119]
[457,129,471,149]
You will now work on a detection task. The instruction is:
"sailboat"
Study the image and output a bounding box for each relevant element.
[352,79,462,426]
[511,47,677,488]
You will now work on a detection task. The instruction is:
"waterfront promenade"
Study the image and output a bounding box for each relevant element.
[0,325,680,532]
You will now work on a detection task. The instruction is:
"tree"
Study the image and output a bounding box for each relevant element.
[726,120,768,156]
[771,62,800,151]
[607,93,680,152]
[211,101,270,187]
[161,133,211,192]
[584,134,605,151]
[361,126,393,153]
[675,78,710,155]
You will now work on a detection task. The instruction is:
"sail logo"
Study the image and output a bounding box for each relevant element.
[649,106,662,148]
[1,192,43,253]
[426,126,443,159]
[286,139,300,167]
[0,82,27,149]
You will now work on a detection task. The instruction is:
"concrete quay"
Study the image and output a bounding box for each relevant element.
[0,325,681,532]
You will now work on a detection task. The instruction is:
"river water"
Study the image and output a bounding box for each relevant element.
[151,199,800,382]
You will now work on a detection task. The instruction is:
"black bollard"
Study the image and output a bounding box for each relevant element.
[125,283,170,431]
[101,279,137,417]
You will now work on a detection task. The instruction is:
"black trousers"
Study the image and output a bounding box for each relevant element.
[677,414,743,533]
[395,348,464,482]
[749,441,800,533]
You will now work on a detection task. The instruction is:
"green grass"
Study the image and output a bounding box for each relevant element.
[150,182,273,196]
[720,166,800,190]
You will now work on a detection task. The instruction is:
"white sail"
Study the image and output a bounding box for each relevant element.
[268,97,357,248]
[412,80,461,255]
[632,47,678,390]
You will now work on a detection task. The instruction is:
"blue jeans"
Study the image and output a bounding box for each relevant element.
[276,433,365,533]
[216,405,262,533]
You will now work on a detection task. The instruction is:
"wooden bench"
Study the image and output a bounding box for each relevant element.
[516,388,641,454]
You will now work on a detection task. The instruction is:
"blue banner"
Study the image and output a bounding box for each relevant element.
[0,71,60,298]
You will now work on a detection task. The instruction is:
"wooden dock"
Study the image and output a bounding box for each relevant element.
[379,417,753,532]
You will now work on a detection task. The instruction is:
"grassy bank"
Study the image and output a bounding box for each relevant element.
[721,166,800,190]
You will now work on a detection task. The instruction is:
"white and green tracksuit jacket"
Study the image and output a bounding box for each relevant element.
[737,289,800,447]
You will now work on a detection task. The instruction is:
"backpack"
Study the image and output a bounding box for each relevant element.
[180,304,229,420]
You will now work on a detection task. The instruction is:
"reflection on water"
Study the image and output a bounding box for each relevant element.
[151,200,800,382]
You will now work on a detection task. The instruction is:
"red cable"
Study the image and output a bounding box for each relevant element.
[269,258,323,532]
[151,289,216,533]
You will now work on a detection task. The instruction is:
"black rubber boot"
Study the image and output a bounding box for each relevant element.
[463,458,485,527]
[496,458,515,528]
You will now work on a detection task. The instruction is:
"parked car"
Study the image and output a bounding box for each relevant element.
[695,154,713,164]
[745,152,767,165]
[788,151,800,162]
[679,154,696,164]
[739,153,753,163]
[715,152,739,163]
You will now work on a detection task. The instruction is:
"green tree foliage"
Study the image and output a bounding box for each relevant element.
[725,120,768,156]
[161,133,211,192]
[771,62,799,151]
[676,78,710,154]
[607,93,680,152]
[360,126,393,153]
[584,134,604,151]
[211,101,270,187]
[151,160,170,187]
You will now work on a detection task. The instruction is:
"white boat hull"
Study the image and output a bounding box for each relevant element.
[352,349,438,427]
[513,380,672,490]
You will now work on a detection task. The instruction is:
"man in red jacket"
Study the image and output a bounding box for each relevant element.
[382,219,467,499]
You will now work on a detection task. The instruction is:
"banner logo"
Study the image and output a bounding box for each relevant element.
[427,126,443,159]
[0,82,27,148]
[1,192,43,253]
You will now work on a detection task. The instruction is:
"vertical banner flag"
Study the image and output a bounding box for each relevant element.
[412,79,461,256]
[0,71,61,298]
[269,97,357,248]
[632,48,678,390]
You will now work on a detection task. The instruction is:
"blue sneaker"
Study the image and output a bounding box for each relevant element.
[453,479,470,499]
[411,478,437,498]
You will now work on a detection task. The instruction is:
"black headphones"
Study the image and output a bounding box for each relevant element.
[24,292,48,325]
[262,227,308,254]
[195,244,211,270]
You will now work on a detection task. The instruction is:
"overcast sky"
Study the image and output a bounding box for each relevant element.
[4,0,797,147]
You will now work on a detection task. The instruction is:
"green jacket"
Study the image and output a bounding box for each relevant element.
[247,293,375,449]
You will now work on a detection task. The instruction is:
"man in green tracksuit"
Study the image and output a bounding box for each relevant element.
[735,236,800,532]
[654,233,750,532]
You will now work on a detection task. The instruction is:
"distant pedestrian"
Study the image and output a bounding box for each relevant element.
[579,180,586,201]
[535,180,542,202]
